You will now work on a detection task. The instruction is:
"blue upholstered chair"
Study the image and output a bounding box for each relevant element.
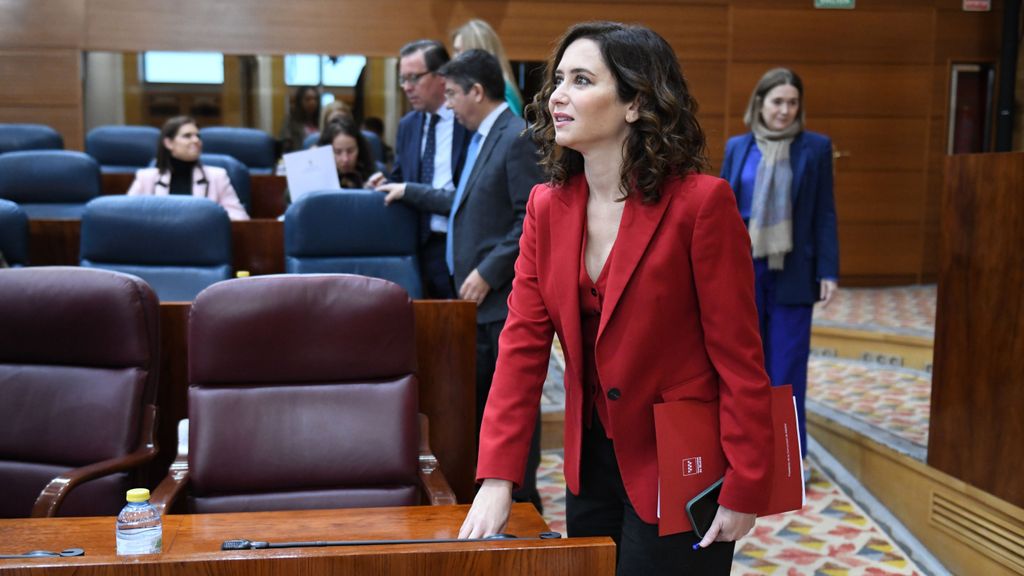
[0,151,101,219]
[0,199,28,267]
[80,196,232,302]
[86,125,160,173]
[0,124,63,154]
[199,153,251,213]
[284,190,422,298]
[198,127,276,174]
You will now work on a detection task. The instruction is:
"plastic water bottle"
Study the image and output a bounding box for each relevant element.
[115,488,162,555]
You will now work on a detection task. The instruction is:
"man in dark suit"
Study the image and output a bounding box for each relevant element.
[376,50,545,511]
[368,39,470,299]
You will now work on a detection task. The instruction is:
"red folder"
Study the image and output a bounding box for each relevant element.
[654,384,804,536]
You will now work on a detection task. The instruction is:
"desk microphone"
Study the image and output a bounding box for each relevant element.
[0,548,85,559]
[222,533,562,551]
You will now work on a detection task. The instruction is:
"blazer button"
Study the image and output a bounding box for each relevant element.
[590,288,598,297]
[607,388,621,400]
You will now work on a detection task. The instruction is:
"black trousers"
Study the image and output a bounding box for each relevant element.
[566,417,734,576]
[477,318,542,512]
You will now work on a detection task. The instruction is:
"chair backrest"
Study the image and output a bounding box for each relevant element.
[0,266,159,517]
[0,199,28,266]
[187,274,419,513]
[0,151,101,219]
[198,127,276,174]
[85,125,160,173]
[284,190,423,298]
[80,195,232,302]
[199,153,251,212]
[0,123,63,154]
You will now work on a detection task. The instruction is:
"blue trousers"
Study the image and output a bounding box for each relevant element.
[752,259,812,459]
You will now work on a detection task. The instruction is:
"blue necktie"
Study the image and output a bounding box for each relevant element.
[446,132,482,275]
[418,113,439,184]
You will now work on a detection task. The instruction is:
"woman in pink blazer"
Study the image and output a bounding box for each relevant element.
[126,116,249,221]
[459,22,774,575]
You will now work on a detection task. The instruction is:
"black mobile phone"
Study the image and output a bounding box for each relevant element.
[685,477,724,540]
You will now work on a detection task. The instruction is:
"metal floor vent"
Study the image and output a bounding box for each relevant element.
[931,491,1024,574]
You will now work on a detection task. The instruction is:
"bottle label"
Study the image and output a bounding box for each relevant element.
[116,527,162,555]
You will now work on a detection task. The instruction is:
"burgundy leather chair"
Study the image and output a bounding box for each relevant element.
[153,274,453,513]
[0,267,160,517]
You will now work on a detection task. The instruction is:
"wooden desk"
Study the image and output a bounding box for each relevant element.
[0,504,615,575]
[101,173,287,219]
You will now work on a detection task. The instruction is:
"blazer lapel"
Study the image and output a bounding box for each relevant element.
[407,112,424,182]
[550,176,586,376]
[789,132,808,202]
[598,191,673,339]
[730,134,754,186]
[455,110,509,215]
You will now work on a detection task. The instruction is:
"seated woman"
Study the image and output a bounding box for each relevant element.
[317,117,374,189]
[127,116,250,221]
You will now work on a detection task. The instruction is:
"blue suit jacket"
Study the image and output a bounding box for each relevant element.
[390,110,471,244]
[720,131,839,305]
[389,110,470,188]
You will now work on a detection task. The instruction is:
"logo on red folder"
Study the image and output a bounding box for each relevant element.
[682,456,703,476]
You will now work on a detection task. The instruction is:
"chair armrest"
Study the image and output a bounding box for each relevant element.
[31,404,159,518]
[150,453,190,514]
[418,413,457,505]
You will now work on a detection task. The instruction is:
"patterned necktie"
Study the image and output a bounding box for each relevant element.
[418,113,440,185]
[446,132,483,275]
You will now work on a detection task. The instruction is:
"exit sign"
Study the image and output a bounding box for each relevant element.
[815,0,855,8]
[963,0,991,11]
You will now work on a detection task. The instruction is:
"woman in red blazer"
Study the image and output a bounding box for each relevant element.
[460,22,774,575]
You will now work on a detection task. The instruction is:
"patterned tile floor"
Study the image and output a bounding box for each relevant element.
[537,452,926,575]
[812,285,936,338]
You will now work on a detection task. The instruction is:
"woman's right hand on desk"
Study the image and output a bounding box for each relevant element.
[458,478,513,539]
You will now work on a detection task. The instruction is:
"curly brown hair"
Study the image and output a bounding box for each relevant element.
[525,22,708,203]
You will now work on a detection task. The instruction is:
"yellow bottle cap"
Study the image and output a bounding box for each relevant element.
[126,488,151,502]
[236,270,251,278]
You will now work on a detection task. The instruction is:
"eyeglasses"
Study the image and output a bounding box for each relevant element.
[398,71,432,86]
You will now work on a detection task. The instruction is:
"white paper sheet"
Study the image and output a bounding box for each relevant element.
[283,145,340,203]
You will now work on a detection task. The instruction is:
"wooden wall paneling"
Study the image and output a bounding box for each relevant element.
[930,152,1024,509]
[0,0,85,49]
[0,49,84,149]
[0,106,83,150]
[84,1,729,62]
[806,118,930,173]
[0,51,82,107]
[730,8,933,65]
[837,223,925,280]
[933,8,1002,64]
[726,64,933,120]
[834,171,926,224]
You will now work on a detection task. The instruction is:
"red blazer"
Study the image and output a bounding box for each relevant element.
[477,172,774,524]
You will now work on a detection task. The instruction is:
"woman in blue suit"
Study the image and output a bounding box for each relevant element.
[721,67,839,467]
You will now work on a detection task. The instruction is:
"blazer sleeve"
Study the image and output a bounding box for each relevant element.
[476,186,555,487]
[208,172,250,221]
[475,132,543,289]
[126,169,151,196]
[813,136,839,280]
[400,182,453,215]
[690,179,774,514]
